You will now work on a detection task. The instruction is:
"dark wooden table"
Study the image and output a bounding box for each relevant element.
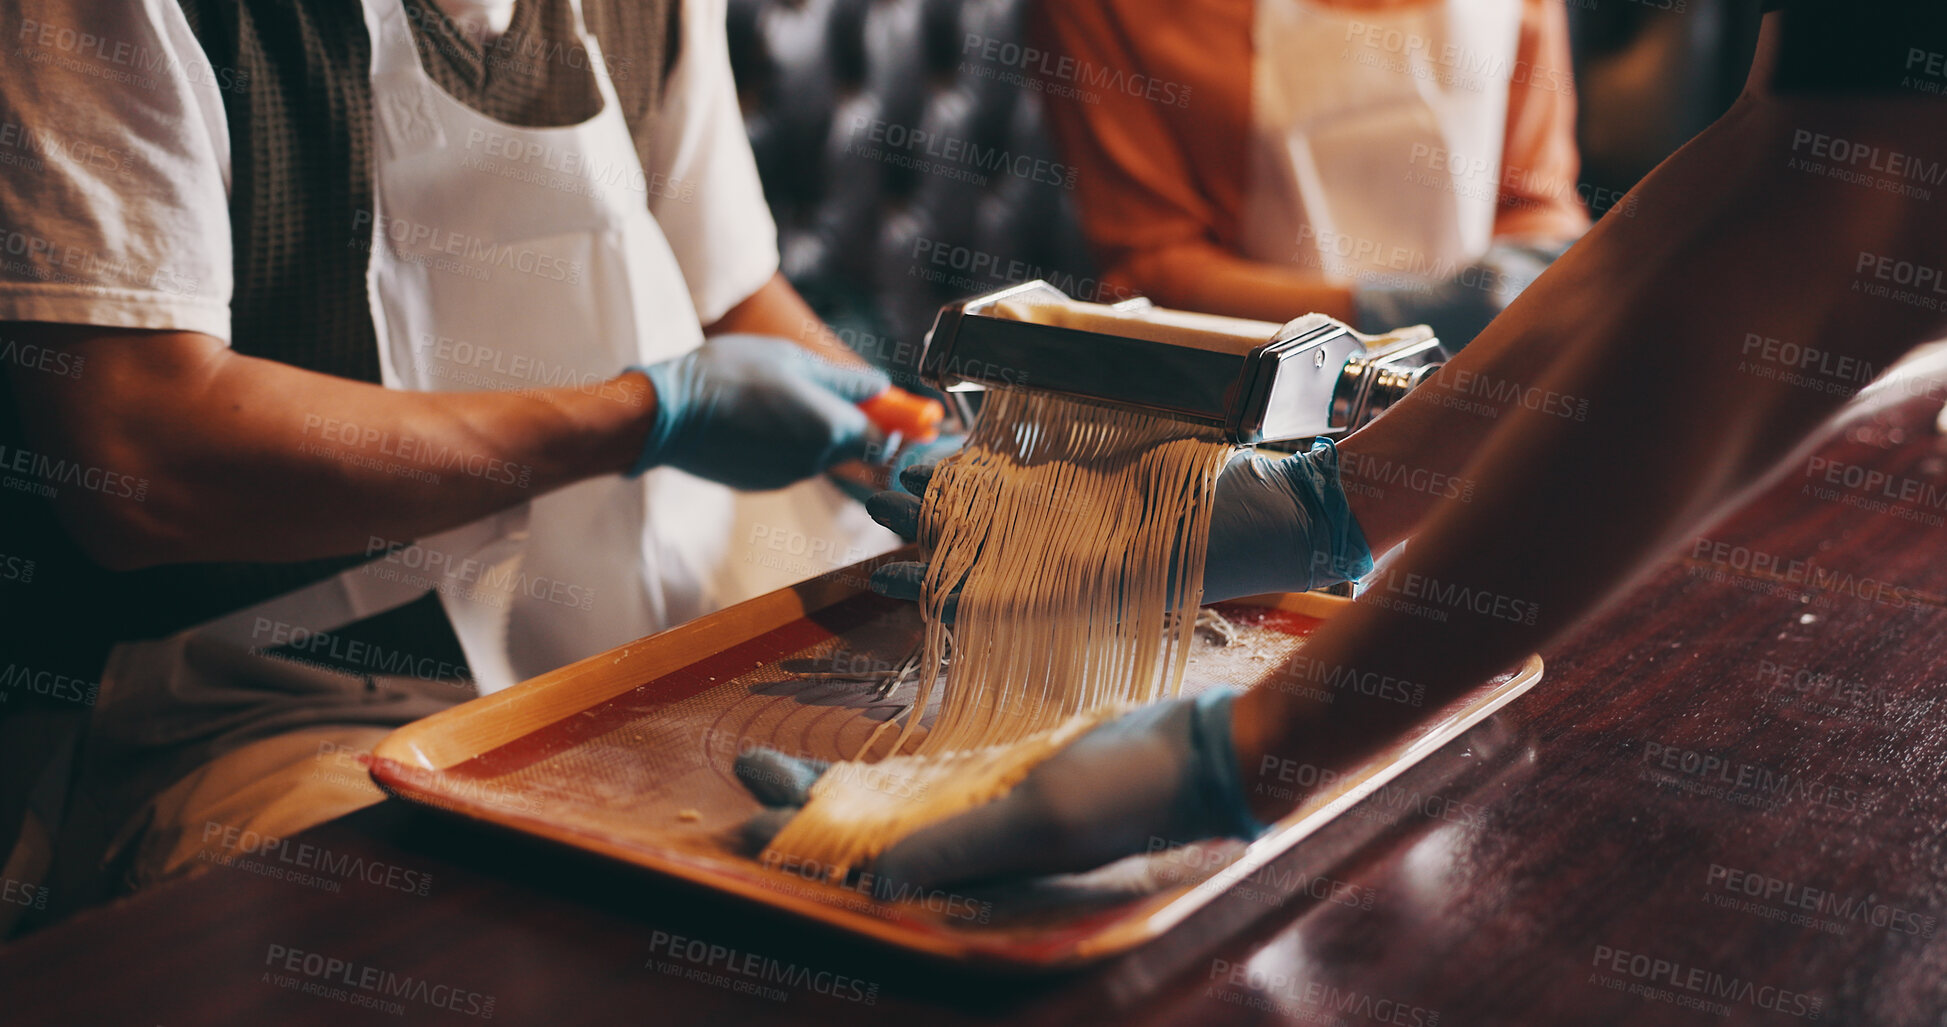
[8,391,1947,1027]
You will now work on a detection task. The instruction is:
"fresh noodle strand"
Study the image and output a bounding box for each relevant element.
[762,390,1236,879]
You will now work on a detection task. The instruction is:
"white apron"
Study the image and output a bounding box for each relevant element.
[359,0,890,689]
[1242,0,1520,283]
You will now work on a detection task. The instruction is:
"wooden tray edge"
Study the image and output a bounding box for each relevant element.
[368,570,1541,971]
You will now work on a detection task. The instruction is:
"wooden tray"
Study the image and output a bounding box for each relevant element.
[370,553,1543,970]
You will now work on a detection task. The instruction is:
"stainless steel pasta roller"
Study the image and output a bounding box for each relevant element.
[918,280,1447,444]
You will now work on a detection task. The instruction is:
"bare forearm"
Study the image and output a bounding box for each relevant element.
[705,271,875,371]
[8,326,654,569]
[1237,91,1947,814]
[1121,246,1357,325]
[1336,293,1583,553]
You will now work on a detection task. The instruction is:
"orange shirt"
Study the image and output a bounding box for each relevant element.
[1032,0,1591,307]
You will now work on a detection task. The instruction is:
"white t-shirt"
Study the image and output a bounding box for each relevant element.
[0,0,778,341]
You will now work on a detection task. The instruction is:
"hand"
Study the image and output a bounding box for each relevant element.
[734,689,1263,890]
[820,431,964,505]
[888,433,965,491]
[1353,238,1572,351]
[863,439,1374,620]
[630,334,890,489]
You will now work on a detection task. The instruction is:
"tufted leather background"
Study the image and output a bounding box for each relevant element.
[727,0,1763,375]
[727,0,1100,380]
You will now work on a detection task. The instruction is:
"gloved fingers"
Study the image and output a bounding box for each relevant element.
[1352,275,1496,345]
[782,345,893,403]
[733,746,834,857]
[867,783,1060,894]
[1205,441,1374,601]
[799,386,880,470]
[835,419,886,468]
[1215,450,1273,488]
[738,807,798,853]
[868,561,925,600]
[864,490,921,538]
[1179,452,1283,602]
[1485,236,1573,268]
[867,562,959,623]
[733,747,831,807]
[898,462,936,497]
[890,438,962,491]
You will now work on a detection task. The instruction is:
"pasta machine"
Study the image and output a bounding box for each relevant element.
[918,280,1446,443]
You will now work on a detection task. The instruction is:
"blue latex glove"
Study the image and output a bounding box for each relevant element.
[1352,238,1571,351]
[735,688,1264,889]
[864,438,1374,620]
[889,433,965,494]
[629,334,889,490]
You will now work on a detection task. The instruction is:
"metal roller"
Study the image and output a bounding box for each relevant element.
[919,280,1446,444]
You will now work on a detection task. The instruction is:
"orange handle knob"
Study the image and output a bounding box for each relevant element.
[859,388,945,442]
